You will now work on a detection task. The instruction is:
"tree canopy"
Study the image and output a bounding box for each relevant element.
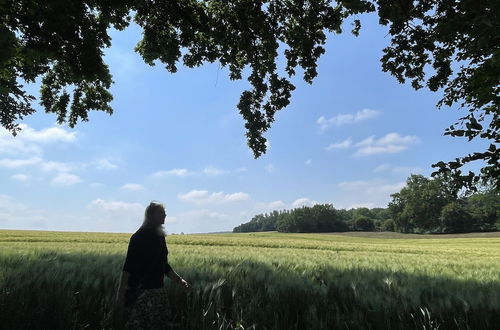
[1,0,498,189]
[376,0,500,191]
[388,174,499,233]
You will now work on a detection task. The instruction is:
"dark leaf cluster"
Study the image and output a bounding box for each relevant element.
[2,0,498,191]
[376,0,500,190]
[0,0,374,156]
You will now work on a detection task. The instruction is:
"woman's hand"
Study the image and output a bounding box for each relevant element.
[167,269,192,291]
[179,278,192,291]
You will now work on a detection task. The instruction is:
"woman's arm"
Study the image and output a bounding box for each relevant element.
[166,269,192,290]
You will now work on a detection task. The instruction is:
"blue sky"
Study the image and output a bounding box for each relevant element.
[0,14,487,233]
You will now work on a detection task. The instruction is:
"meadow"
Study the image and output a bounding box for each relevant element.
[0,230,499,329]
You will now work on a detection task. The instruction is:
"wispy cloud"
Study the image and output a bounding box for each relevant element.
[152,168,191,177]
[354,133,419,156]
[374,164,423,175]
[338,180,405,195]
[292,198,318,208]
[325,138,352,151]
[152,166,246,178]
[268,200,286,210]
[334,179,406,209]
[17,124,76,143]
[11,174,31,181]
[0,157,42,169]
[325,133,419,156]
[40,161,72,172]
[120,183,145,191]
[88,199,144,213]
[202,166,227,176]
[178,190,250,205]
[265,164,275,173]
[373,164,392,172]
[317,108,380,132]
[94,159,118,170]
[51,173,82,186]
[0,124,76,156]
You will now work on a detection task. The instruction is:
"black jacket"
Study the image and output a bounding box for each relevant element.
[123,227,173,289]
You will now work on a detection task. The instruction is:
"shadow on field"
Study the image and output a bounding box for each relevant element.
[0,251,499,330]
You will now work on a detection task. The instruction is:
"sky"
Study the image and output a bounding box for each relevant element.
[0,13,487,234]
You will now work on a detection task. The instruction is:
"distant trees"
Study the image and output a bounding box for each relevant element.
[389,175,499,234]
[233,204,389,233]
[234,175,499,234]
[276,204,350,233]
[233,211,281,233]
[388,175,457,233]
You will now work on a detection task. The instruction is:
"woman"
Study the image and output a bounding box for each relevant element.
[114,201,191,329]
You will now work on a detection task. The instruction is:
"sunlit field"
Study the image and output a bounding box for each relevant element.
[1,230,499,329]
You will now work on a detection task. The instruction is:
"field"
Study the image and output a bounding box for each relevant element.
[1,230,499,329]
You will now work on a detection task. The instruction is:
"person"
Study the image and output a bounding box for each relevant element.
[114,201,191,329]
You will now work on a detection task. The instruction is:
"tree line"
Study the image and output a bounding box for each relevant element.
[233,175,499,234]
[233,205,395,234]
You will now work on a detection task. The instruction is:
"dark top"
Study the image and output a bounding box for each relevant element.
[123,227,173,289]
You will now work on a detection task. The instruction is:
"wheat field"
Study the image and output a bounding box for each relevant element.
[1,230,499,329]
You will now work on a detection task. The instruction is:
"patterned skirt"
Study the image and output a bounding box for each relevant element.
[124,287,174,330]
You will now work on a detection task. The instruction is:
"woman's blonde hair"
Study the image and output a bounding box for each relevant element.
[142,201,165,228]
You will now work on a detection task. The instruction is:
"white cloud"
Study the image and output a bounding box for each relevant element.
[51,173,82,186]
[357,145,408,155]
[87,199,146,231]
[325,138,352,151]
[236,167,248,172]
[338,179,405,197]
[317,108,380,132]
[0,195,49,228]
[268,200,286,210]
[347,202,378,209]
[88,199,144,213]
[0,125,76,156]
[265,164,275,173]
[152,168,191,177]
[40,161,72,172]
[324,133,419,156]
[334,179,406,209]
[0,157,42,169]
[305,159,312,165]
[94,159,118,170]
[374,164,392,172]
[17,124,76,143]
[11,174,30,181]
[355,133,419,156]
[392,166,423,175]
[167,209,231,233]
[0,157,75,175]
[202,166,226,176]
[178,190,250,205]
[120,183,145,191]
[292,198,318,208]
[374,164,423,175]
